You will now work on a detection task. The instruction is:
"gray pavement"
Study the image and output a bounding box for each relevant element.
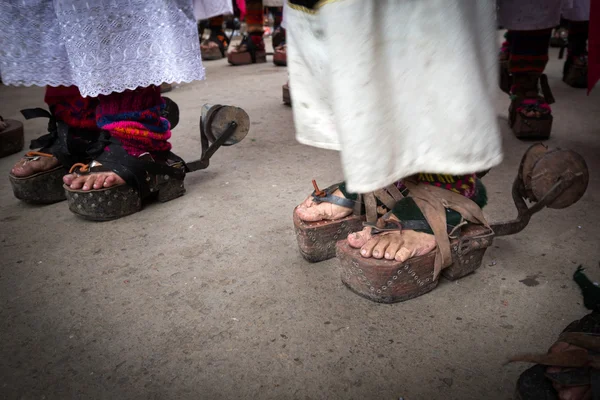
[0,44,599,400]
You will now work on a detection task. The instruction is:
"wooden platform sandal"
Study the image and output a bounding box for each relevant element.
[0,115,24,158]
[8,98,179,205]
[563,55,588,89]
[509,74,556,140]
[65,104,250,221]
[294,182,406,263]
[9,108,101,204]
[282,82,291,106]
[337,143,588,303]
[511,311,600,400]
[273,43,287,67]
[228,32,267,65]
[201,30,231,61]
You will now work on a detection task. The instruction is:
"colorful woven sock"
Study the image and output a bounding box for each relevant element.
[508,29,552,74]
[96,86,171,157]
[209,15,224,30]
[246,0,264,33]
[567,20,589,58]
[44,86,98,130]
[414,173,476,198]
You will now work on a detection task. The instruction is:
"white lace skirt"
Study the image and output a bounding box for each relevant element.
[0,0,231,97]
[286,0,503,193]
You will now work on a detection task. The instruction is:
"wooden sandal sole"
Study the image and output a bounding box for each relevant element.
[9,166,66,204]
[227,51,267,65]
[563,64,587,89]
[337,224,494,303]
[0,119,24,158]
[273,52,287,66]
[202,47,224,61]
[282,84,291,106]
[293,209,364,263]
[509,104,553,140]
[65,175,185,221]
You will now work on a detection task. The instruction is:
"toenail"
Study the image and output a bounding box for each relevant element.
[373,251,379,257]
[385,253,390,258]
[361,249,367,255]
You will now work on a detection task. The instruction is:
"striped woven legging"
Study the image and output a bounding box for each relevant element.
[42,86,171,157]
[207,1,283,33]
[96,86,171,157]
[505,29,552,74]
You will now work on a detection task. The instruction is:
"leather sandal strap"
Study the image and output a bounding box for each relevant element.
[310,181,407,221]
[311,182,358,209]
[403,179,490,280]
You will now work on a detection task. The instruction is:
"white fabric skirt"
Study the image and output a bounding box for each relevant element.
[286,0,503,193]
[0,0,231,98]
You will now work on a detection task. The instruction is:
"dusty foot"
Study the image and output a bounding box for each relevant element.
[63,171,125,191]
[201,35,227,54]
[347,215,437,261]
[521,107,549,118]
[517,99,551,118]
[200,40,220,52]
[231,34,265,54]
[11,155,60,177]
[295,188,353,222]
[546,341,592,400]
[275,43,286,55]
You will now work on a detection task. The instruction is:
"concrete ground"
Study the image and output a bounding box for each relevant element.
[1,40,599,400]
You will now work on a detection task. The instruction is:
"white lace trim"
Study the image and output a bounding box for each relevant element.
[0,0,214,97]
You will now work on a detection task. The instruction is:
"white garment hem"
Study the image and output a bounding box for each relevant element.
[1,72,206,98]
[345,153,504,194]
[295,136,341,152]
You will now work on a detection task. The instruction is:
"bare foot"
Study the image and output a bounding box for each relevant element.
[200,40,220,52]
[523,108,547,118]
[275,44,286,54]
[11,154,60,177]
[295,188,353,222]
[547,341,592,400]
[63,171,125,191]
[347,215,437,261]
